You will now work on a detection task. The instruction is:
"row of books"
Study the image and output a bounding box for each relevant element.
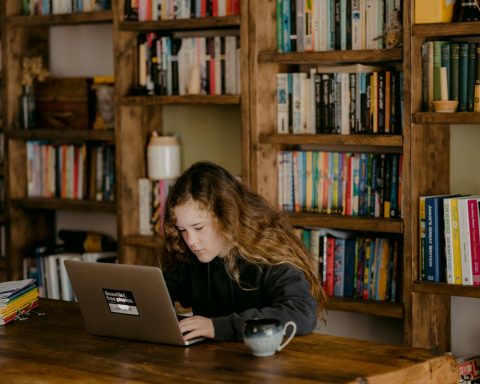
[138,178,174,235]
[419,194,480,286]
[278,151,403,219]
[277,65,403,135]
[299,227,401,302]
[137,33,240,96]
[422,40,480,112]
[23,248,117,301]
[0,279,40,325]
[276,0,401,53]
[124,0,240,21]
[22,0,111,15]
[26,141,115,202]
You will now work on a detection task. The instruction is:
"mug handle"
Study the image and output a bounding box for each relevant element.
[276,321,297,352]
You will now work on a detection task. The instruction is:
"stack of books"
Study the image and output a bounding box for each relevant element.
[0,279,40,325]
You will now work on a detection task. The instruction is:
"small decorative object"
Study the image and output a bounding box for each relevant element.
[433,100,459,112]
[92,76,115,130]
[20,56,49,130]
[385,8,403,48]
[147,131,181,180]
[452,0,480,22]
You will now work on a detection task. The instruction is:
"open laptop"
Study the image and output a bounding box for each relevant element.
[64,260,204,346]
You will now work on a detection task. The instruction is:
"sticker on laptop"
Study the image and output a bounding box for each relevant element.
[103,289,139,316]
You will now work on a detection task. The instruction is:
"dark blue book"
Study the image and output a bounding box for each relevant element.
[424,194,460,282]
[467,42,476,111]
[458,42,469,112]
[343,239,356,298]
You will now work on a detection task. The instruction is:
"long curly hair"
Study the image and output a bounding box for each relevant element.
[162,161,327,317]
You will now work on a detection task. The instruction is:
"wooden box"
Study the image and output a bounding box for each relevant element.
[35,77,95,130]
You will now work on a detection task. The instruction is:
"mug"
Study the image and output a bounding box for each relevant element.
[242,318,297,357]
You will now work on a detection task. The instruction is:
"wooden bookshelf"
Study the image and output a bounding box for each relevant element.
[248,1,413,336]
[6,11,113,26]
[408,11,480,351]
[258,48,403,65]
[119,15,240,31]
[3,2,115,280]
[112,1,249,265]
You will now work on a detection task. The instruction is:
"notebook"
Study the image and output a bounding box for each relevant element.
[64,260,204,346]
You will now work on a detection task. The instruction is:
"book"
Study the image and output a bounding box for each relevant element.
[424,194,459,282]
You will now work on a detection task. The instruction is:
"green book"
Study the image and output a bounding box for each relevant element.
[450,42,460,103]
[458,42,468,111]
[467,42,476,111]
[440,42,451,99]
[433,41,446,101]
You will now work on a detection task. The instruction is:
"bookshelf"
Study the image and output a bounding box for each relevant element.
[0,4,7,281]
[409,14,480,351]
[248,1,414,340]
[112,1,249,265]
[3,2,115,280]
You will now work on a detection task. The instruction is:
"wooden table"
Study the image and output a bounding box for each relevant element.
[0,299,457,383]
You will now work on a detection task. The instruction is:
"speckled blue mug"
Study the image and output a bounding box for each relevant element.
[242,318,297,357]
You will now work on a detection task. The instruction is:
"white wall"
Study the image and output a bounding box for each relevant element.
[50,25,479,358]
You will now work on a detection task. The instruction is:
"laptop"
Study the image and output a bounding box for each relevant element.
[64,260,204,346]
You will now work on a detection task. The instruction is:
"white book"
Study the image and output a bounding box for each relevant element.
[296,0,305,52]
[214,36,222,95]
[218,0,226,16]
[277,152,284,210]
[313,0,321,51]
[225,36,237,95]
[44,255,61,300]
[365,0,375,49]
[458,197,473,285]
[138,178,153,235]
[338,73,349,135]
[277,73,289,134]
[178,37,193,95]
[309,68,317,134]
[57,254,82,301]
[318,0,328,51]
[351,0,365,50]
[443,198,456,284]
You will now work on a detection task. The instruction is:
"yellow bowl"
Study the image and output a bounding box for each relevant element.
[432,100,458,113]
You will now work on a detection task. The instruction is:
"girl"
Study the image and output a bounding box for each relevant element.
[162,161,327,342]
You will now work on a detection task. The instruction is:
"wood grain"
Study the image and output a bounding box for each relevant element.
[0,300,458,384]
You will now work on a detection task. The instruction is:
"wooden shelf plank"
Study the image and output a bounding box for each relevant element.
[121,94,240,105]
[413,281,480,298]
[6,11,113,26]
[11,198,116,213]
[258,48,403,64]
[413,112,480,125]
[287,213,403,234]
[259,133,403,148]
[413,21,480,38]
[327,296,404,319]
[119,16,240,31]
[122,235,164,248]
[8,129,115,142]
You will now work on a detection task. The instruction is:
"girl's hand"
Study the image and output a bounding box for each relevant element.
[178,315,215,341]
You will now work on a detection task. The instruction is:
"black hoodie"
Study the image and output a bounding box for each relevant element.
[164,256,318,341]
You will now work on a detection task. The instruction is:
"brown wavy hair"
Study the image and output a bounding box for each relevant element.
[162,161,327,317]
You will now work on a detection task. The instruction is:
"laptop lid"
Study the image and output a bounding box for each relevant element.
[64,260,202,346]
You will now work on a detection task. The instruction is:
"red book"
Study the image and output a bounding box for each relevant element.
[324,237,335,296]
[468,198,480,285]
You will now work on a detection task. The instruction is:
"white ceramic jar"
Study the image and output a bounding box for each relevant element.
[147,132,181,180]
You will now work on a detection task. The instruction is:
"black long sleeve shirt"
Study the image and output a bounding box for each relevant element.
[163,256,318,341]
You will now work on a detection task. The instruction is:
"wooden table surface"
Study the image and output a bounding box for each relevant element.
[0,299,457,383]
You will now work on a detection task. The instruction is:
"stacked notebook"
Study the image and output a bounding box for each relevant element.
[0,279,39,325]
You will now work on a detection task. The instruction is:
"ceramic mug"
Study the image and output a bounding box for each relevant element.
[242,318,297,357]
